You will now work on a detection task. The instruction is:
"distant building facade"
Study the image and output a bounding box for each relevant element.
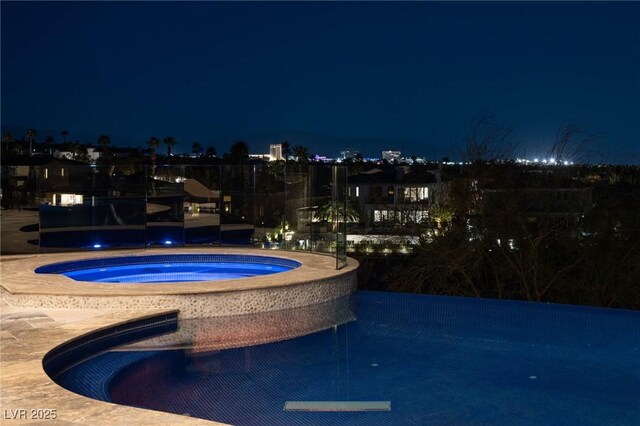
[382,150,401,162]
[53,146,101,163]
[269,144,283,161]
[249,154,270,161]
[340,148,359,160]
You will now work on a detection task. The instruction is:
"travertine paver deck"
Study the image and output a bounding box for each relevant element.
[0,305,224,425]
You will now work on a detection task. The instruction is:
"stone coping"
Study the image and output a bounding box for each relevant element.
[1,248,358,296]
[0,307,224,425]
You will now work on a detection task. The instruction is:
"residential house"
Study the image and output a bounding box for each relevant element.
[348,166,449,229]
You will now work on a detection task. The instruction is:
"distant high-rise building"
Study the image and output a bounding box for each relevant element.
[269,144,283,161]
[382,150,401,162]
[341,148,359,160]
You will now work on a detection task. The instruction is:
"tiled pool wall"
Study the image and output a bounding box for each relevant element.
[121,295,356,352]
[44,312,179,379]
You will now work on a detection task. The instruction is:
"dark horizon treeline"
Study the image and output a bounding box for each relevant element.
[1,131,319,164]
[354,164,640,310]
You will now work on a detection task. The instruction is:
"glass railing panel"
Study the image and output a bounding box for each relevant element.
[219,164,254,245]
[281,163,311,251]
[253,162,285,249]
[16,162,349,269]
[146,165,184,247]
[38,164,147,253]
[292,164,333,256]
[182,166,221,246]
[333,165,349,269]
[0,164,40,254]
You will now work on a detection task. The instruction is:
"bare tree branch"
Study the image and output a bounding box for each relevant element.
[547,122,604,164]
[459,114,517,163]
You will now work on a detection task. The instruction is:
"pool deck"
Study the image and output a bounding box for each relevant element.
[1,248,358,424]
[1,304,221,425]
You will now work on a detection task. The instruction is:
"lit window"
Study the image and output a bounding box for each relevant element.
[44,168,48,179]
[356,186,359,197]
[61,168,65,177]
[402,187,429,202]
[374,210,397,223]
[59,194,83,206]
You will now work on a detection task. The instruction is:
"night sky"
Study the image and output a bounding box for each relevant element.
[2,2,639,163]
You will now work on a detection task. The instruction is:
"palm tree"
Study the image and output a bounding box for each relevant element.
[148,136,160,174]
[98,134,111,147]
[163,136,177,156]
[26,128,37,156]
[428,203,454,229]
[147,136,160,154]
[76,145,90,163]
[71,142,82,160]
[61,130,69,143]
[2,132,15,154]
[314,200,360,232]
[227,140,249,162]
[44,136,55,155]
[281,141,292,160]
[205,146,217,158]
[191,142,203,157]
[98,134,111,159]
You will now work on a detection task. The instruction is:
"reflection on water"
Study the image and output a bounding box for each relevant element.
[121,296,356,352]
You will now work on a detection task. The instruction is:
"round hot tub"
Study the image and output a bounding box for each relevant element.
[1,248,358,318]
[35,254,301,283]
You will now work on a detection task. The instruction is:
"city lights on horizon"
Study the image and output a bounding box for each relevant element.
[516,158,574,166]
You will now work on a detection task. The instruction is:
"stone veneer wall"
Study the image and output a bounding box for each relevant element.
[0,273,357,319]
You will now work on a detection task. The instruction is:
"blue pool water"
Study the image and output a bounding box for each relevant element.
[35,254,301,283]
[51,292,640,425]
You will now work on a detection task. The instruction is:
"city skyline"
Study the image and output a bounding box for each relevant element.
[2,1,639,163]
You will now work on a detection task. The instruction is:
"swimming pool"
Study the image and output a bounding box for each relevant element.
[50,291,640,425]
[34,254,301,283]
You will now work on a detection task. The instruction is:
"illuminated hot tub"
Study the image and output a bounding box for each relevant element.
[1,248,358,318]
[35,254,301,283]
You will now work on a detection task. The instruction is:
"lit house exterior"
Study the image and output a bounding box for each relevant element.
[348,167,449,228]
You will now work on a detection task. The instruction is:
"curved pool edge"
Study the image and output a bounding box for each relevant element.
[0,307,225,426]
[1,248,359,318]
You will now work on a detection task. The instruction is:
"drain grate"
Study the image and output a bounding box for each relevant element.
[284,401,391,412]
